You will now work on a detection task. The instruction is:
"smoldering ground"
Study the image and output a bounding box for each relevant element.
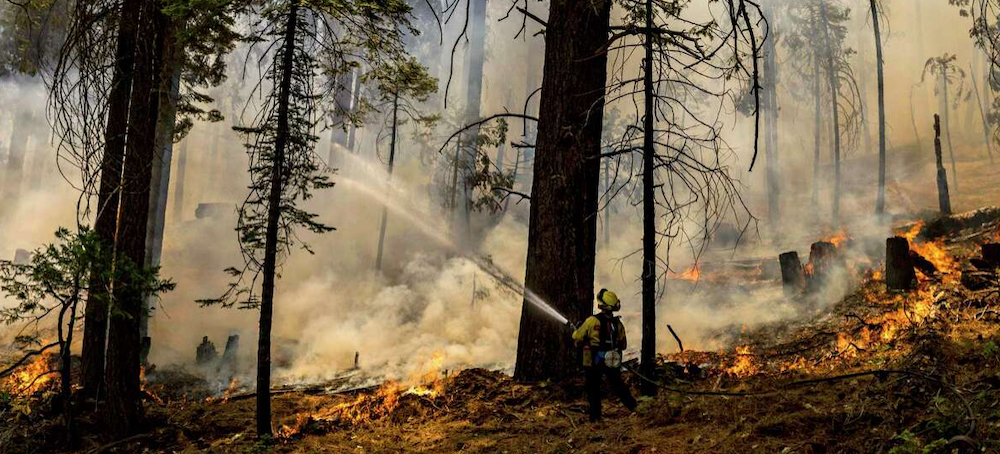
[2,0,998,392]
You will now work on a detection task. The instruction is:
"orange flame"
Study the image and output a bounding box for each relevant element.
[670,265,701,282]
[222,378,239,403]
[285,351,448,428]
[140,366,165,404]
[725,345,758,378]
[822,229,850,247]
[900,221,957,277]
[2,351,57,396]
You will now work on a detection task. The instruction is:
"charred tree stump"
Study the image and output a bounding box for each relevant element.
[984,243,1000,268]
[779,252,806,294]
[218,335,239,379]
[196,336,218,366]
[934,114,952,215]
[885,237,916,290]
[808,241,840,289]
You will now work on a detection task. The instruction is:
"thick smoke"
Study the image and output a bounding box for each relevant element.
[1,0,997,387]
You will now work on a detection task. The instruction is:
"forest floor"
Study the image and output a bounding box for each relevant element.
[3,154,1000,454]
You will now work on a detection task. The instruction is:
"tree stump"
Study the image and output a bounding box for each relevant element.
[808,241,839,289]
[885,236,916,290]
[779,252,806,294]
[984,243,1000,268]
[934,114,952,215]
[196,336,218,366]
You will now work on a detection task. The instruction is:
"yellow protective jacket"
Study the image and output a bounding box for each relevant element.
[572,313,627,367]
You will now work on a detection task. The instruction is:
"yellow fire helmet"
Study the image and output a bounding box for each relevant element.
[596,288,621,312]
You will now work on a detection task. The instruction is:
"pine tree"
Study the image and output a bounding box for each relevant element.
[200,0,421,435]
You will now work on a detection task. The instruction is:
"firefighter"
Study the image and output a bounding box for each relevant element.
[571,288,638,422]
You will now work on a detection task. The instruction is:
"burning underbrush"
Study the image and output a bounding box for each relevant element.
[3,210,1000,453]
[2,351,58,399]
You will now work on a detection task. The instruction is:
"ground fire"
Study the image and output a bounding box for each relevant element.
[5,1,1000,452]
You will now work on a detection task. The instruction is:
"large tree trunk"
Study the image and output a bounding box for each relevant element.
[81,0,143,398]
[811,35,822,208]
[971,64,994,164]
[1,109,33,207]
[639,0,657,397]
[819,1,842,221]
[171,138,188,222]
[871,0,887,219]
[940,63,959,191]
[374,92,399,271]
[102,0,165,436]
[513,0,611,382]
[141,18,181,359]
[256,1,300,435]
[457,0,487,240]
[763,8,780,227]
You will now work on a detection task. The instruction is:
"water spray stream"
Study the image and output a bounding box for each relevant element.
[337,175,570,326]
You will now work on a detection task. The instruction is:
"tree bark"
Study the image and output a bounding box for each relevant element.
[819,1,842,221]
[256,1,299,436]
[639,0,657,397]
[871,0,887,219]
[374,92,399,271]
[885,236,916,290]
[514,0,611,382]
[82,0,143,398]
[102,0,165,436]
[934,114,952,215]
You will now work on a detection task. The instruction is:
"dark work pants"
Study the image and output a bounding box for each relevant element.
[585,365,637,421]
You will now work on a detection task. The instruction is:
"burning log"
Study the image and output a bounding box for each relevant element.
[885,237,916,290]
[984,243,1000,268]
[779,252,806,294]
[933,114,952,215]
[908,250,939,277]
[196,336,218,366]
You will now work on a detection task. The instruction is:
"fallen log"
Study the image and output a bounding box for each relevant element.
[961,269,996,291]
[885,237,916,290]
